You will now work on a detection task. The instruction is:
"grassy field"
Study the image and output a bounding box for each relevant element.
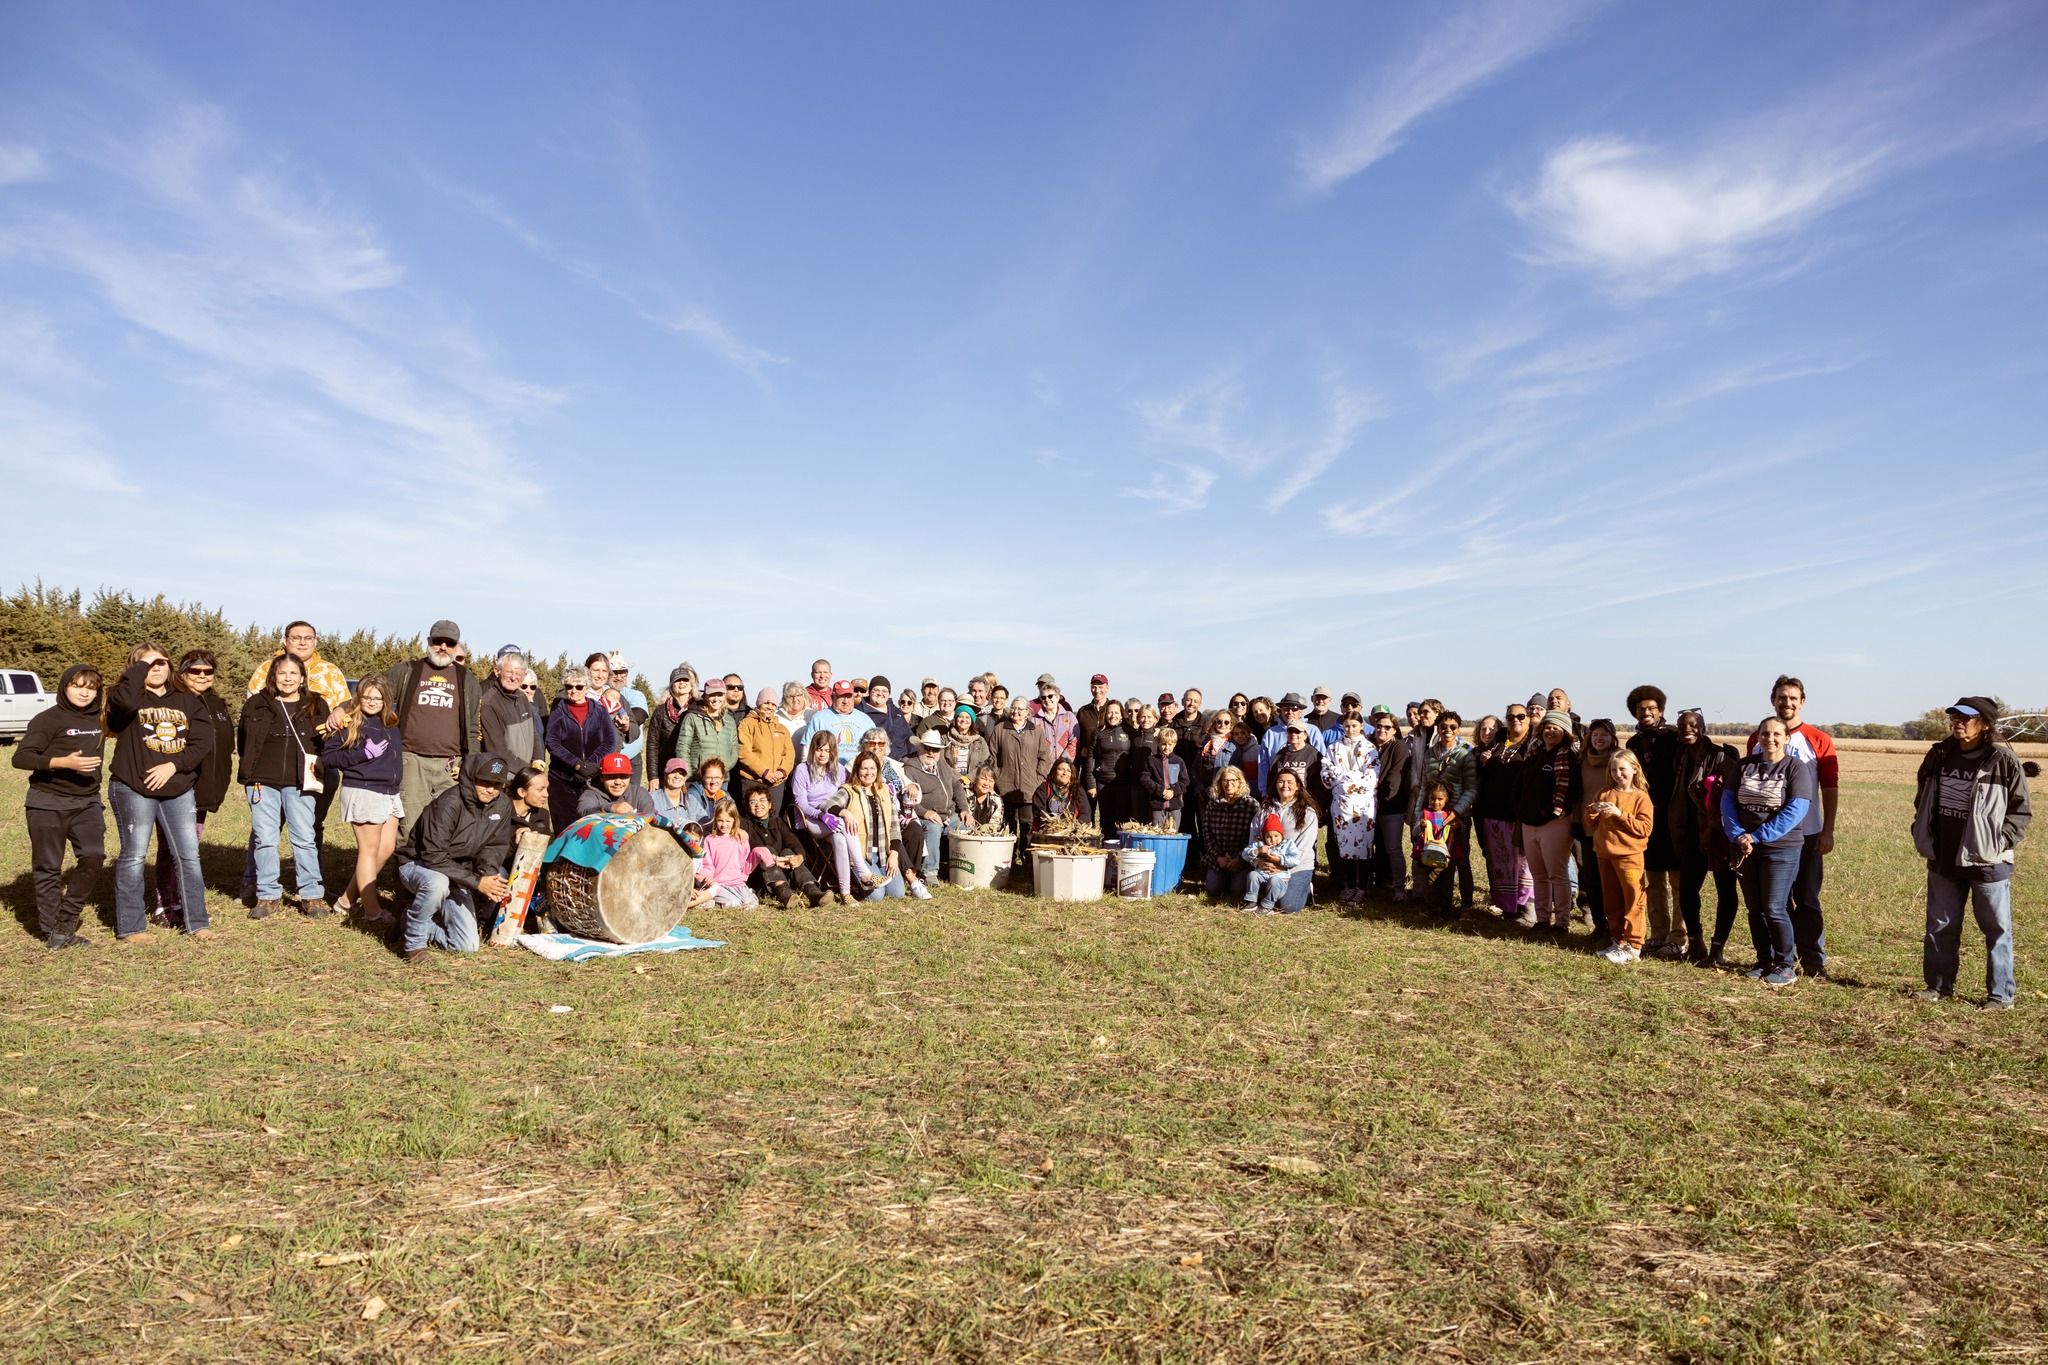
[0,748,2043,1362]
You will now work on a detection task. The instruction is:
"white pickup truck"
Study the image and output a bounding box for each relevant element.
[0,669,56,741]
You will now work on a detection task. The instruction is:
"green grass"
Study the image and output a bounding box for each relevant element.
[0,757,2043,1361]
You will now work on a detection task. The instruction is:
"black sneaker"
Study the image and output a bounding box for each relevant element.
[1980,998,2014,1012]
[45,932,84,951]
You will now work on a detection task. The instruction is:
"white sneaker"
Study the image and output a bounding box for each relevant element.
[908,880,932,900]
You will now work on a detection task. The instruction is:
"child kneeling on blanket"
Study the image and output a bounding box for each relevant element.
[692,797,774,908]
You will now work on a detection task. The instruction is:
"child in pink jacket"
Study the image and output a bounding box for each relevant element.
[691,798,774,908]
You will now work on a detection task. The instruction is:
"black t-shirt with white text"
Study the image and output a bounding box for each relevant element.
[403,664,464,758]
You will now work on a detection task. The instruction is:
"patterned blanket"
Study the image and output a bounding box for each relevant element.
[543,812,703,874]
[516,923,727,963]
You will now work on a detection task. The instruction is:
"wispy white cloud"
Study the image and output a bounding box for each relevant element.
[0,142,48,184]
[1264,383,1379,510]
[1659,355,1855,409]
[435,177,788,386]
[1512,13,2048,291]
[1134,373,1269,474]
[0,98,553,509]
[1297,0,1599,194]
[0,387,136,493]
[1511,132,1890,289]
[1124,463,1218,516]
[1133,372,1380,513]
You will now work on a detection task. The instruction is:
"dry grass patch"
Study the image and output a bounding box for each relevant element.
[0,761,2044,1360]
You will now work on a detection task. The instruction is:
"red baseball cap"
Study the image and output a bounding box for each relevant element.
[599,753,633,777]
[831,679,856,697]
[1090,673,1108,685]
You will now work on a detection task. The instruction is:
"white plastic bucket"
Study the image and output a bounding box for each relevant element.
[945,832,1015,891]
[1032,851,1109,902]
[1115,849,1157,899]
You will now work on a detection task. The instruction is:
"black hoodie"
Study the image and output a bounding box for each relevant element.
[403,752,515,892]
[106,659,215,801]
[12,665,106,811]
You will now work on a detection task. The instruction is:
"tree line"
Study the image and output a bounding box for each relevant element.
[0,583,606,715]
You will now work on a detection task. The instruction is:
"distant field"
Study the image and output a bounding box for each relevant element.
[0,753,2042,1361]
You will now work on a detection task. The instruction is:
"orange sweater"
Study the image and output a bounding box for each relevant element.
[1586,786,1654,859]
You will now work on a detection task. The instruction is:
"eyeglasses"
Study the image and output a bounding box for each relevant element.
[429,638,458,647]
[285,634,316,645]
[184,667,215,677]
[1507,711,1528,720]
[564,684,587,693]
[521,685,538,695]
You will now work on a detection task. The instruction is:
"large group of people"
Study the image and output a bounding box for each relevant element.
[11,620,2032,1009]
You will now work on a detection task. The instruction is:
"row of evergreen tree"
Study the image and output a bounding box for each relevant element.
[0,583,607,715]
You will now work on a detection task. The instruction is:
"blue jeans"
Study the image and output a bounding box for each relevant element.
[1925,871,2014,1003]
[1791,832,1828,972]
[1206,865,1248,899]
[1275,866,1315,913]
[249,785,324,900]
[1740,839,1801,972]
[1243,868,1289,908]
[398,862,482,953]
[111,781,208,936]
[915,815,959,880]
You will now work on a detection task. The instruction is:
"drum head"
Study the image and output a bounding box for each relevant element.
[595,825,695,943]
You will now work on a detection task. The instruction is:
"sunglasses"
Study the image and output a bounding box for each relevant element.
[430,639,458,647]
[564,684,587,692]
[1507,711,1528,720]
[184,666,216,677]
[521,684,538,694]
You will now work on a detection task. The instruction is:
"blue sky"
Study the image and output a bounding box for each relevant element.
[3,2,2044,723]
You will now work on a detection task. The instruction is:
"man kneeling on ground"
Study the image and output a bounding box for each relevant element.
[397,753,514,962]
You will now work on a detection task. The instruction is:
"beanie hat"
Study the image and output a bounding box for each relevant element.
[1261,813,1285,837]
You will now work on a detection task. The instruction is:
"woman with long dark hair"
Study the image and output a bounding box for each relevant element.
[1259,768,1321,913]
[1472,710,1534,919]
[1671,709,1740,968]
[1084,700,1132,830]
[152,649,233,930]
[1033,756,1092,831]
[106,642,216,940]
[1517,712,1579,932]
[238,653,332,919]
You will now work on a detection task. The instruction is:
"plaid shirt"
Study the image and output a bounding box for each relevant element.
[1201,795,1262,871]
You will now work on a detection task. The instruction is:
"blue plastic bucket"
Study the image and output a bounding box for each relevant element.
[1118,832,1190,895]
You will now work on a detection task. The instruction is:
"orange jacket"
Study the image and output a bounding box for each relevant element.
[1586,786,1654,860]
[735,712,797,786]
